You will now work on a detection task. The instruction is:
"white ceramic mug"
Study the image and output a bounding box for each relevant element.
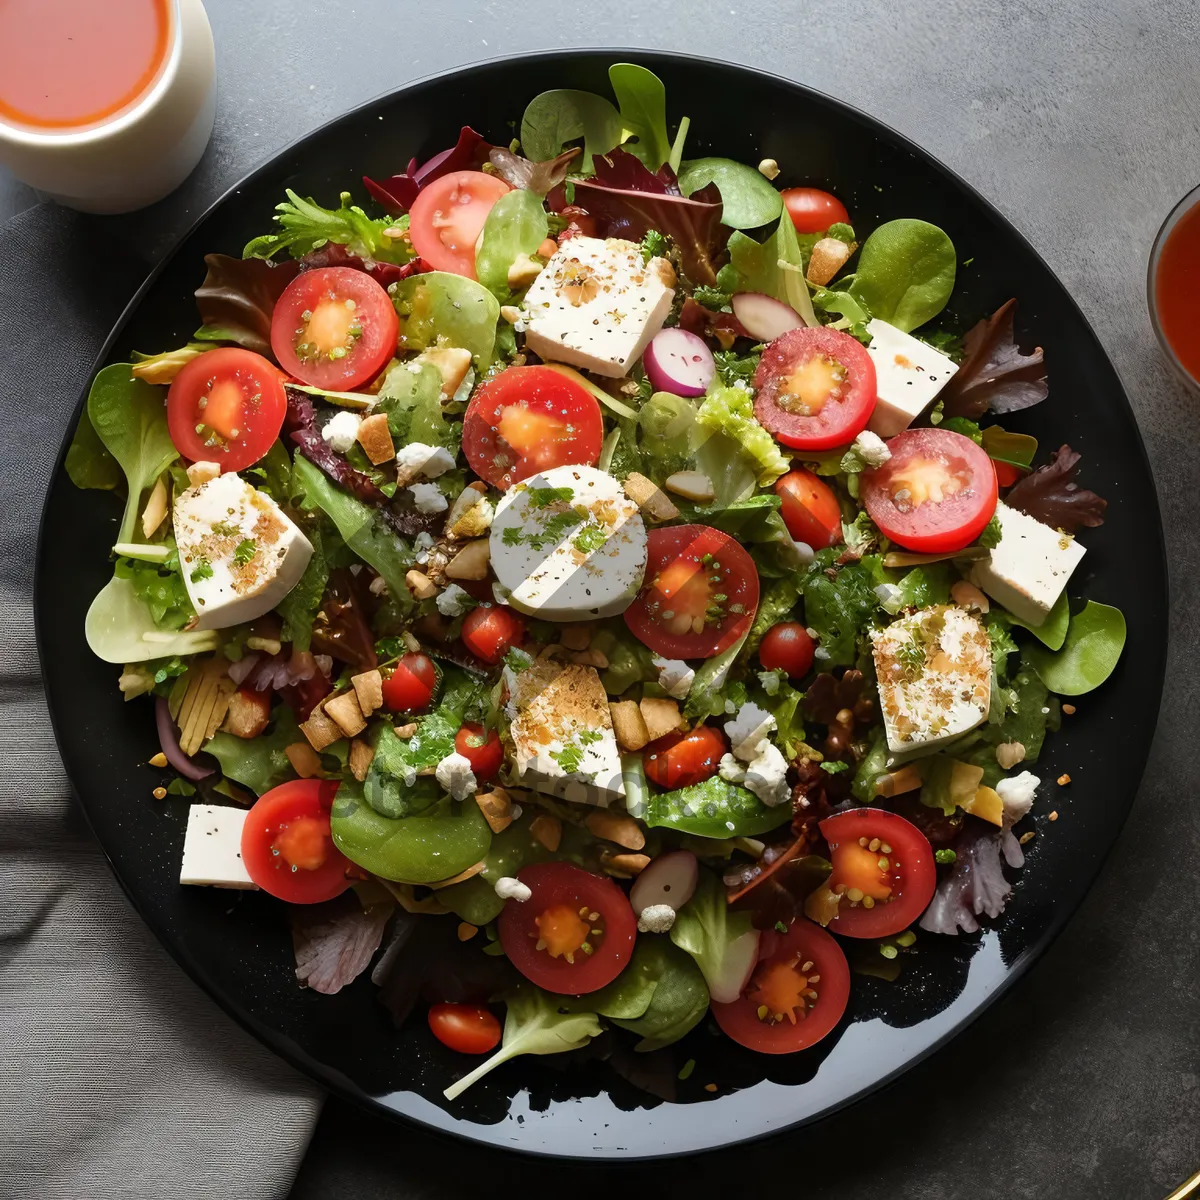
[0,0,216,214]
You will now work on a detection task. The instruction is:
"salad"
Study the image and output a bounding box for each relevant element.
[69,64,1128,1099]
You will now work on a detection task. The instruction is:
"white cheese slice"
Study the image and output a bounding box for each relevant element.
[509,661,626,807]
[865,319,959,438]
[174,472,313,630]
[968,502,1086,627]
[521,236,675,378]
[872,605,992,757]
[490,464,647,621]
[179,804,257,889]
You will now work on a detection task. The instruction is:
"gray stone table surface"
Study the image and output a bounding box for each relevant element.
[4,0,1198,1196]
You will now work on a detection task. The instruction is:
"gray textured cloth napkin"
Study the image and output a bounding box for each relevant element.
[0,203,322,1200]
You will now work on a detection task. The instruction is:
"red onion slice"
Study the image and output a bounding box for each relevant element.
[154,695,214,781]
[730,292,805,343]
[643,328,715,397]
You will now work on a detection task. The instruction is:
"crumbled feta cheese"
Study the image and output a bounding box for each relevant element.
[435,751,477,801]
[637,903,677,933]
[652,655,694,700]
[494,876,532,902]
[436,583,476,617]
[414,532,435,550]
[322,410,362,454]
[409,482,449,514]
[395,442,456,480]
[743,741,790,807]
[853,429,891,467]
[726,703,777,762]
[996,771,1040,824]
[718,753,747,784]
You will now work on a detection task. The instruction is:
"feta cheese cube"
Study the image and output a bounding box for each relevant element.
[865,319,959,438]
[968,502,1086,627]
[179,804,256,889]
[872,605,992,756]
[395,441,456,483]
[521,236,676,378]
[509,660,625,806]
[174,473,313,631]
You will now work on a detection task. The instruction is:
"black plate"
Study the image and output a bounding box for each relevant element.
[35,50,1167,1159]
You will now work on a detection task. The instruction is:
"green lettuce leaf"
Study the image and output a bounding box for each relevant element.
[392,271,500,369]
[243,189,412,264]
[206,707,302,797]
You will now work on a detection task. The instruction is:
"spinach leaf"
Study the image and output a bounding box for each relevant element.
[645,776,792,839]
[375,361,453,448]
[65,409,123,493]
[678,157,782,229]
[610,939,710,1051]
[476,189,550,301]
[848,219,956,332]
[989,662,1056,760]
[442,985,603,1101]
[206,707,302,797]
[392,271,500,369]
[83,364,178,544]
[520,89,624,174]
[608,63,672,171]
[851,728,889,802]
[1007,589,1070,650]
[980,425,1038,469]
[1024,601,1126,696]
[85,576,219,664]
[243,189,411,264]
[245,440,294,503]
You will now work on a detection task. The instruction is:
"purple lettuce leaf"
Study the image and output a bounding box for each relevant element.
[284,387,390,507]
[291,892,394,995]
[194,254,300,358]
[364,127,494,216]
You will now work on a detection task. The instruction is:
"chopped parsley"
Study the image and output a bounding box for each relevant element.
[525,485,575,507]
[553,729,603,774]
[504,509,585,551]
[210,520,240,537]
[640,229,669,263]
[935,848,958,864]
[189,559,214,583]
[572,524,608,555]
[820,760,850,775]
[233,539,257,566]
[978,515,1003,549]
[502,526,523,546]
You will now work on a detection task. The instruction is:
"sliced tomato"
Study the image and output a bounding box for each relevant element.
[712,920,850,1054]
[460,604,525,665]
[643,725,727,790]
[240,779,351,904]
[754,327,877,451]
[758,622,815,680]
[407,170,512,278]
[781,188,850,235]
[380,652,437,713]
[167,347,287,472]
[775,468,842,549]
[498,862,637,995]
[819,808,937,939]
[428,1003,502,1055]
[270,266,399,391]
[861,428,998,554]
[462,365,603,489]
[624,526,759,660]
[455,723,504,783]
[994,460,1022,488]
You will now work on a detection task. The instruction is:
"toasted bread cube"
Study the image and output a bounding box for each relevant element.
[300,705,343,752]
[610,700,651,752]
[351,669,384,717]
[414,347,473,399]
[356,413,395,465]
[639,696,683,743]
[405,570,438,600]
[475,787,514,833]
[286,742,323,779]
[445,538,490,580]
[222,688,271,740]
[806,237,855,286]
[349,738,375,782]
[324,692,367,738]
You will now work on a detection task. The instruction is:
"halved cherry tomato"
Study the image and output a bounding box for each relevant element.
[819,808,937,939]
[643,725,728,790]
[461,604,525,665]
[861,428,998,554]
[624,525,760,660]
[240,779,350,904]
[712,919,850,1054]
[167,347,287,472]
[758,622,815,679]
[775,468,842,549]
[754,327,877,451]
[993,460,1022,488]
[498,862,637,994]
[462,365,604,489]
[428,1003,502,1055]
[781,187,850,235]
[455,723,504,784]
[407,170,512,278]
[270,266,399,391]
[381,652,437,713]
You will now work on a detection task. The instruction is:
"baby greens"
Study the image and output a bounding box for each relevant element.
[645,776,792,839]
[85,576,218,664]
[1025,601,1126,695]
[206,707,304,796]
[521,89,624,174]
[847,218,956,332]
[609,939,710,1051]
[607,63,671,171]
[678,157,783,229]
[476,189,550,301]
[392,271,499,369]
[243,189,411,264]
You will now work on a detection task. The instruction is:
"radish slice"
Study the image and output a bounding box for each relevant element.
[630,850,699,916]
[705,928,762,1004]
[643,328,715,397]
[731,292,805,343]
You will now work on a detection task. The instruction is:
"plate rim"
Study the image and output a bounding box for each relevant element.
[33,46,1170,1160]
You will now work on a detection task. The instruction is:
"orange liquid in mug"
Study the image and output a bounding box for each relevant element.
[0,0,171,130]
[1156,200,1200,382]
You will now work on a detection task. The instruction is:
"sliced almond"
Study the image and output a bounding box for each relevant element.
[623,471,680,522]
[405,569,438,600]
[351,669,384,717]
[664,471,715,504]
[475,787,514,833]
[349,738,376,782]
[185,461,221,488]
[141,476,168,538]
[356,413,395,465]
[286,741,323,779]
[602,851,651,878]
[806,237,855,286]
[300,706,343,752]
[640,696,683,743]
[394,722,418,739]
[610,700,651,752]
[445,538,490,580]
[324,692,367,738]
[585,809,646,851]
[530,813,562,852]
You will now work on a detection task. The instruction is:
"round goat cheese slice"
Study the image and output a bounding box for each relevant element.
[489,465,647,621]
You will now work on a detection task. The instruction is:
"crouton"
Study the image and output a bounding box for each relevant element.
[223,688,271,739]
[445,538,490,580]
[640,696,683,743]
[475,787,514,833]
[356,413,395,465]
[286,742,323,779]
[414,347,473,400]
[349,738,375,782]
[806,237,855,287]
[324,692,367,738]
[405,570,438,600]
[622,471,680,522]
[530,813,562,852]
[185,461,220,488]
[300,705,343,752]
[351,669,384,717]
[609,700,651,752]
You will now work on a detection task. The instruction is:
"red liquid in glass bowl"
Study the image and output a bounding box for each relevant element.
[1150,185,1200,387]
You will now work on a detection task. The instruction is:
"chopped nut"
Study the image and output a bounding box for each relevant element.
[1062,703,1076,715]
[622,471,681,522]
[300,705,343,751]
[141,476,168,537]
[476,787,515,833]
[603,851,651,877]
[585,809,646,851]
[507,255,543,289]
[1057,773,1072,786]
[640,696,683,743]
[394,722,418,739]
[223,687,271,739]
[757,158,780,180]
[185,461,221,488]
[152,786,167,800]
[349,738,375,782]
[148,751,168,768]
[445,538,490,580]
[530,813,562,852]
[286,741,323,778]
[995,741,1027,770]
[356,413,395,465]
[351,669,384,717]
[806,237,855,286]
[1048,810,1059,822]
[446,482,492,539]
[703,1082,719,1093]
[950,580,990,613]
[413,346,473,400]
[324,692,367,738]
[610,700,651,752]
[429,861,487,889]
[401,631,421,653]
[1019,830,1036,845]
[246,614,283,656]
[664,470,715,504]
[559,623,595,651]
[500,304,522,324]
[457,922,478,941]
[405,569,438,600]
[569,648,609,668]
